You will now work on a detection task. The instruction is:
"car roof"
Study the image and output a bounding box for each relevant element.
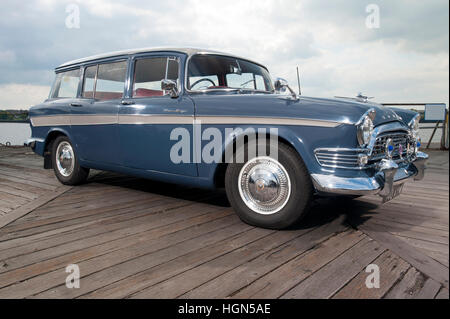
[56,47,268,70]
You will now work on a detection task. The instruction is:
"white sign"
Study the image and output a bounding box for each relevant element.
[425,104,446,121]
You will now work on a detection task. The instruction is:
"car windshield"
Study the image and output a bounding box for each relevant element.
[187,54,273,92]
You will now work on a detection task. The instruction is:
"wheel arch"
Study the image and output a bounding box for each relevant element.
[213,127,311,188]
[43,128,72,169]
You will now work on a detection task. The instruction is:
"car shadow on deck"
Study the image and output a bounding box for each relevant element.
[85,170,383,232]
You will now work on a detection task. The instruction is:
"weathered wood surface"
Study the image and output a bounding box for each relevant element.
[345,150,449,288]
[0,146,448,299]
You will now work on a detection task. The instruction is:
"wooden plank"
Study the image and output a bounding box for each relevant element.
[384,267,441,299]
[0,178,53,195]
[0,184,39,200]
[0,174,56,191]
[0,187,72,229]
[0,194,210,251]
[0,202,225,260]
[82,227,277,299]
[351,222,449,288]
[435,287,449,299]
[414,278,442,299]
[181,223,354,299]
[0,196,178,240]
[332,251,410,299]
[102,229,307,299]
[366,211,448,231]
[0,215,249,298]
[0,167,59,187]
[280,238,385,299]
[367,219,448,245]
[0,204,229,274]
[34,225,269,299]
[0,209,235,291]
[400,237,449,267]
[0,191,29,205]
[232,230,365,299]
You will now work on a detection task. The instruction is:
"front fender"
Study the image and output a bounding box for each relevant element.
[31,125,75,156]
[196,123,358,184]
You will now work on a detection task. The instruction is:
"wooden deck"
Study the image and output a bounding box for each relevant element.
[0,146,448,299]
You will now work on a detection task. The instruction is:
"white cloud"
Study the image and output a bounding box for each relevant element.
[0,84,50,109]
[0,0,448,108]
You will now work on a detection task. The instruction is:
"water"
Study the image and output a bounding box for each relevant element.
[0,123,31,145]
[0,122,445,146]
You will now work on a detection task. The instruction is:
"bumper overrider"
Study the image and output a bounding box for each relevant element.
[311,151,428,201]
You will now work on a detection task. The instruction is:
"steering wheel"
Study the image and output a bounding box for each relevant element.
[190,78,216,90]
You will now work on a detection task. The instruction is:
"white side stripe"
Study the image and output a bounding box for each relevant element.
[30,114,343,128]
[119,114,193,125]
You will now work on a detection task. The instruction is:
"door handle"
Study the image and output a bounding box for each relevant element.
[70,102,82,107]
[121,100,135,105]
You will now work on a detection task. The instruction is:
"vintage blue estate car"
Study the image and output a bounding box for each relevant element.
[26,48,428,229]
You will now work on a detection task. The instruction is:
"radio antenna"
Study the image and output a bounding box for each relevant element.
[296,66,301,95]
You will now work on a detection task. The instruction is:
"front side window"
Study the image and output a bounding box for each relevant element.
[132,57,179,98]
[51,69,80,98]
[187,55,273,92]
[81,61,127,101]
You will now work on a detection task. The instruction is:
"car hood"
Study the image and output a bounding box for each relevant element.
[191,93,410,127]
[291,96,405,126]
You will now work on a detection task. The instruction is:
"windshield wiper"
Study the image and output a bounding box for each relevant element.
[240,79,255,88]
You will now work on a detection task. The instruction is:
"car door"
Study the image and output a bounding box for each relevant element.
[118,54,197,176]
[70,60,128,165]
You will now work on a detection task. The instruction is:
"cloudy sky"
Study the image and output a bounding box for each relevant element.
[0,0,448,109]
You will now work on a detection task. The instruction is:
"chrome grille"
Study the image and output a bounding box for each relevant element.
[371,132,409,161]
[315,149,362,169]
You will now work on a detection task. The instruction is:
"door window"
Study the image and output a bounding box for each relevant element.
[81,61,127,101]
[132,57,179,98]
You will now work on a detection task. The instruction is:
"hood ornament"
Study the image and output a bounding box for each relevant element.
[335,92,374,103]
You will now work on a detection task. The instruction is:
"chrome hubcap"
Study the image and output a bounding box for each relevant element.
[238,156,291,215]
[56,141,74,177]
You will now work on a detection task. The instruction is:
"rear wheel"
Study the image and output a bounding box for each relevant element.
[225,142,313,229]
[51,136,89,185]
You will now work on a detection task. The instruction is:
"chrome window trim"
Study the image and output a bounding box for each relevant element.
[129,55,181,99]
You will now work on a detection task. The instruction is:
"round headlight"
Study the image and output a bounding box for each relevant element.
[409,114,420,138]
[357,116,374,146]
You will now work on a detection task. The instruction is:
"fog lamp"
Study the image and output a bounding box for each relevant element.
[385,138,395,159]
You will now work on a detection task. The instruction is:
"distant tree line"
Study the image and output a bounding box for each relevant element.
[0,110,29,122]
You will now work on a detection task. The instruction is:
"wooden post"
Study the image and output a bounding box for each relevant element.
[426,121,440,149]
[441,111,449,150]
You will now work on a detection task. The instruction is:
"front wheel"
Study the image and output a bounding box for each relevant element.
[51,136,89,185]
[225,142,313,229]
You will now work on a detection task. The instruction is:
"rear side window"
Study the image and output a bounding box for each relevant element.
[81,61,127,101]
[132,57,179,98]
[51,69,80,98]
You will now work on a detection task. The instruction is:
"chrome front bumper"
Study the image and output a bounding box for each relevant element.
[24,137,44,150]
[311,152,428,200]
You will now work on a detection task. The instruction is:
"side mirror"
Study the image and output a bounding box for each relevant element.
[274,77,289,92]
[161,79,179,98]
[274,77,298,100]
